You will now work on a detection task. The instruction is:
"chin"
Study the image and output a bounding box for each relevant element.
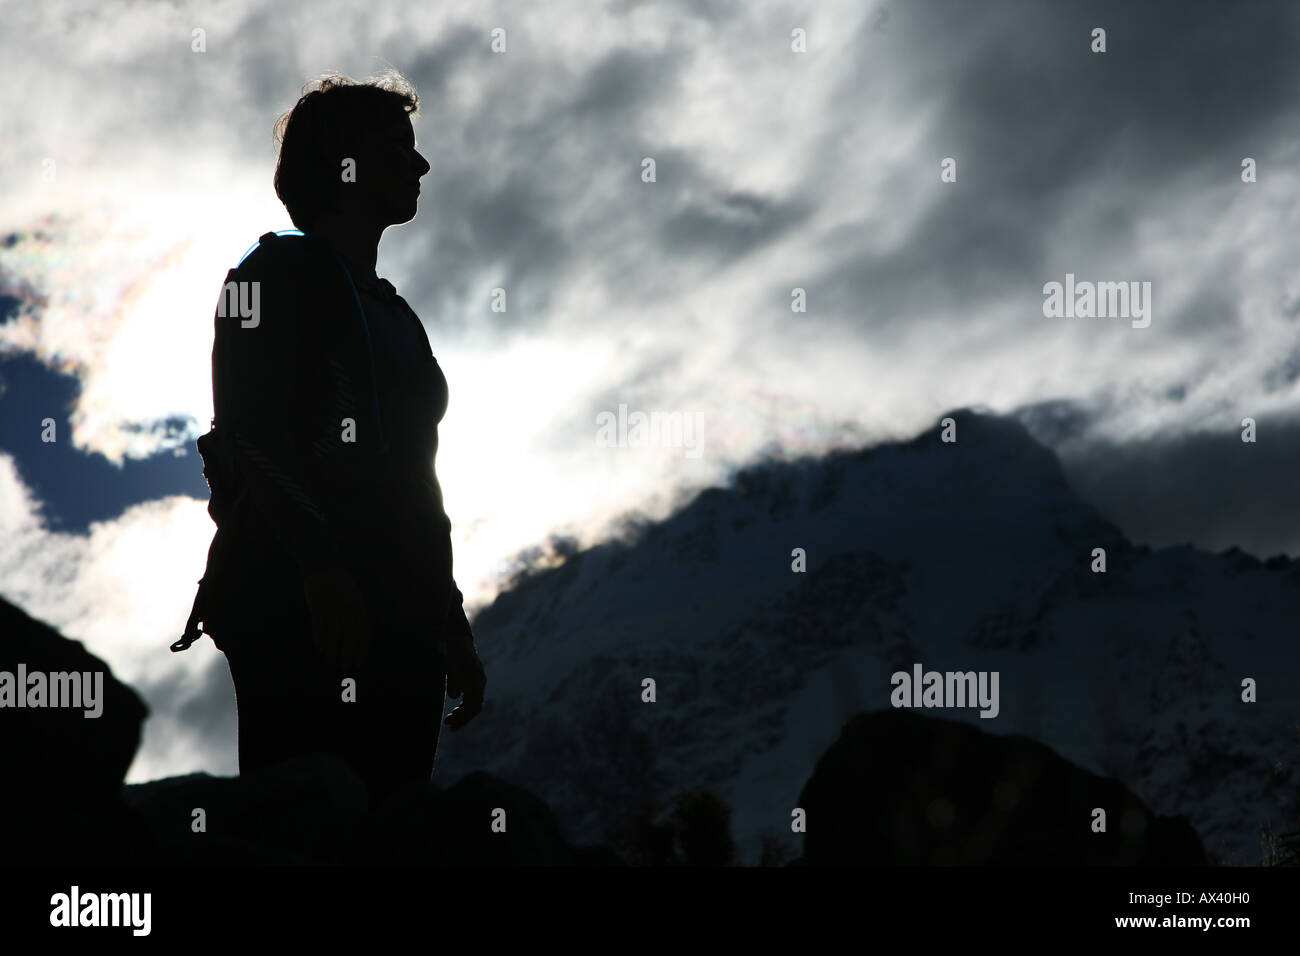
[385,207,417,227]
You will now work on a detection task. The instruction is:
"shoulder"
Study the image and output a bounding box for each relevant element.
[228,233,347,314]
[219,234,349,350]
[232,233,338,287]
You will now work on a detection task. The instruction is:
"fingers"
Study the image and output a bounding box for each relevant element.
[445,700,475,731]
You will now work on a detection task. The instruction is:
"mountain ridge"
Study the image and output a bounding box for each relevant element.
[433,407,1300,865]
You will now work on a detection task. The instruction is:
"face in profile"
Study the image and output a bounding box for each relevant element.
[347,113,431,227]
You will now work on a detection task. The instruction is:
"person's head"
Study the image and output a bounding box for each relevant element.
[273,70,431,233]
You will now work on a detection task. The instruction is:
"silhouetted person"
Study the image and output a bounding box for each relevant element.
[190,71,485,808]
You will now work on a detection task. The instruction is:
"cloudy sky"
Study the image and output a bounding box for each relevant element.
[3,0,1300,783]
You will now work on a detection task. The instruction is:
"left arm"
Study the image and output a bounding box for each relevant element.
[434,489,486,730]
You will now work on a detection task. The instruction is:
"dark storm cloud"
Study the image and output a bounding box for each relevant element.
[658,186,817,263]
[1263,343,1300,394]
[568,47,685,120]
[727,0,1300,560]
[916,0,1300,179]
[390,43,703,329]
[1011,398,1102,447]
[797,0,1300,334]
[429,170,574,329]
[383,40,808,330]
[1037,408,1300,559]
[1016,387,1300,559]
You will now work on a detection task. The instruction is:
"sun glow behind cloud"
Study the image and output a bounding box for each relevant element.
[0,175,282,457]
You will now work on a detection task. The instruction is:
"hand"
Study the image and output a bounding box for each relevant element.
[301,564,373,673]
[444,635,486,732]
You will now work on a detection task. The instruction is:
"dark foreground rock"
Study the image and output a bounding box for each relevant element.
[1,598,154,864]
[797,709,1208,865]
[123,755,626,865]
[0,599,147,807]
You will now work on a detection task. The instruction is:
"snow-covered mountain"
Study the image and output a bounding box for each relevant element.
[433,408,1300,866]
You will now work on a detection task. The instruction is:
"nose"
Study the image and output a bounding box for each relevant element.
[415,150,431,178]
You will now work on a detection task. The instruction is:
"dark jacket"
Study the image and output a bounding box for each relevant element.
[191,230,471,651]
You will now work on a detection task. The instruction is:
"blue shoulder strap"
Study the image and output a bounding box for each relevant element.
[236,228,303,266]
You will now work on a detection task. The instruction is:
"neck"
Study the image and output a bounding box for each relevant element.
[310,211,383,275]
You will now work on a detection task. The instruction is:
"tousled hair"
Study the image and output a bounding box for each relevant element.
[273,69,420,232]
